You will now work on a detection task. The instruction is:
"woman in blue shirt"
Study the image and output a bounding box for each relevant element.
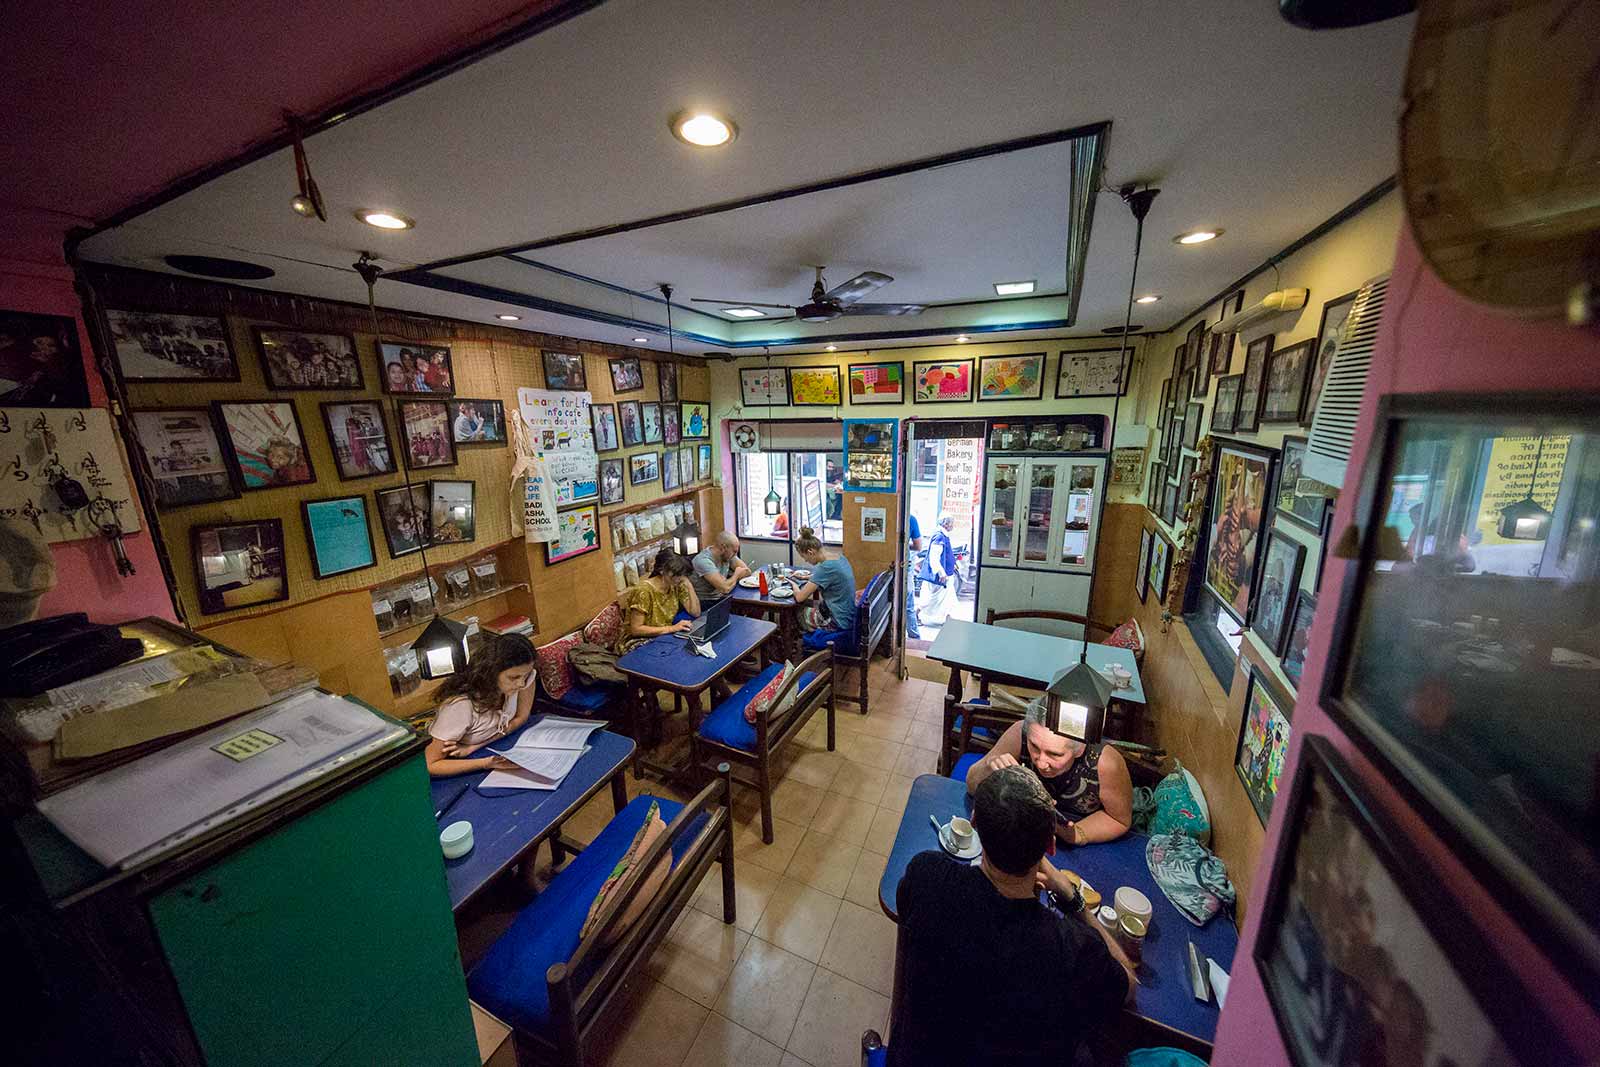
[792,525,857,632]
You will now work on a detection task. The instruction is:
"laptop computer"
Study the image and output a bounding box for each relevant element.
[674,596,734,642]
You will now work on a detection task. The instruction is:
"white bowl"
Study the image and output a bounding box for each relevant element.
[1114,886,1152,926]
[441,820,474,859]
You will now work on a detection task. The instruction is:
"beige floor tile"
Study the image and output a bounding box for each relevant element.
[783,967,889,1067]
[647,907,751,1007]
[852,713,909,743]
[806,792,878,846]
[913,703,945,726]
[828,761,888,806]
[751,878,843,963]
[780,1055,811,1066]
[892,744,939,778]
[594,978,707,1067]
[878,773,917,812]
[692,858,784,933]
[783,748,845,790]
[681,1012,785,1067]
[842,849,890,911]
[712,937,817,1048]
[904,721,944,754]
[733,814,807,873]
[770,777,827,826]
[817,901,899,996]
[864,804,906,855]
[834,733,902,771]
[784,828,863,896]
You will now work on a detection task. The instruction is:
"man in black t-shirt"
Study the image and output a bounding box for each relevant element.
[890,766,1136,1067]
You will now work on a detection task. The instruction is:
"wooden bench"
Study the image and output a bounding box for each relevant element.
[803,569,893,715]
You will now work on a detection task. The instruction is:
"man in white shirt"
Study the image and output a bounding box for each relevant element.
[690,531,751,605]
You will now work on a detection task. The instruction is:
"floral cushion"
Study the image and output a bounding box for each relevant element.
[535,632,581,699]
[582,602,624,650]
[744,659,795,723]
[578,799,670,943]
[1104,617,1144,654]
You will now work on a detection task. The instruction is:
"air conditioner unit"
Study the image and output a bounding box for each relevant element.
[1213,288,1309,334]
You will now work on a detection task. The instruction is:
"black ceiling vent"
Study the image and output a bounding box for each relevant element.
[1101,324,1144,334]
[164,255,275,281]
[1279,0,1413,29]
[701,350,736,362]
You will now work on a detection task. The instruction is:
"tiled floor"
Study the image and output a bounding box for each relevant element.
[475,660,950,1067]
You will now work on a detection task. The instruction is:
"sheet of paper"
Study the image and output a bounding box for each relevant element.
[488,742,587,781]
[514,715,606,751]
[479,767,558,791]
[1208,959,1230,1007]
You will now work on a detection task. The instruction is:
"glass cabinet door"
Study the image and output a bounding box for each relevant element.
[985,460,1022,564]
[1023,460,1060,564]
[1057,459,1105,572]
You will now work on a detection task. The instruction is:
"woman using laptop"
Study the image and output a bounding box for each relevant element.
[618,547,702,653]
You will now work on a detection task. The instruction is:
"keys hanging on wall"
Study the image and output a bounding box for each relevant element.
[87,496,136,577]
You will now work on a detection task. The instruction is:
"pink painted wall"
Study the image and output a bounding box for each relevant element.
[3,254,176,625]
[1211,227,1600,1060]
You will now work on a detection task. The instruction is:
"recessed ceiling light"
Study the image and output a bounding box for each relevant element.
[357,209,414,230]
[633,336,650,343]
[955,335,969,343]
[721,307,764,319]
[1174,229,1221,245]
[496,314,521,321]
[671,111,737,147]
[1135,294,1161,304]
[825,345,837,352]
[994,280,1036,296]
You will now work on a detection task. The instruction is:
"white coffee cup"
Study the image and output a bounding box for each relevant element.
[948,816,974,848]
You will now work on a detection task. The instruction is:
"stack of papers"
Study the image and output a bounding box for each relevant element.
[481,716,606,790]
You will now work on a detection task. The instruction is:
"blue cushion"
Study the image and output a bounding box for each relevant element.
[698,663,819,752]
[467,794,705,1034]
[949,751,983,780]
[951,714,996,741]
[558,680,619,714]
[802,626,858,656]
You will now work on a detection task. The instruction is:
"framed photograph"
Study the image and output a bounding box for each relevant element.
[192,519,287,614]
[1208,329,1233,377]
[1280,589,1315,688]
[591,402,620,452]
[1250,530,1306,655]
[1186,322,1210,398]
[640,401,663,444]
[1211,374,1243,434]
[843,418,898,492]
[254,328,361,390]
[911,359,973,403]
[1054,347,1130,399]
[448,398,506,445]
[977,353,1045,401]
[1236,335,1273,432]
[300,495,376,580]
[662,402,681,446]
[629,451,659,485]
[1204,439,1275,622]
[428,479,476,544]
[1321,393,1600,995]
[658,361,678,402]
[662,448,681,491]
[1134,525,1153,603]
[1234,667,1292,825]
[0,310,90,407]
[618,400,643,447]
[541,350,586,391]
[599,457,625,504]
[1157,378,1172,431]
[846,360,905,405]
[1314,497,1335,593]
[740,366,790,406]
[320,401,396,481]
[1178,455,1197,521]
[546,504,600,564]
[1262,339,1315,424]
[215,400,315,490]
[1218,289,1245,320]
[678,447,693,488]
[374,484,431,558]
[696,443,712,482]
[1161,478,1180,527]
[789,365,842,406]
[1274,436,1332,531]
[1183,403,1203,450]
[1173,368,1194,415]
[1169,343,1186,386]
[1307,288,1358,425]
[1146,463,1164,512]
[681,401,710,439]
[398,399,455,470]
[1255,737,1577,1067]
[105,309,239,382]
[1165,419,1184,465]
[608,357,643,394]
[130,408,237,508]
[378,341,453,395]
[1147,529,1172,604]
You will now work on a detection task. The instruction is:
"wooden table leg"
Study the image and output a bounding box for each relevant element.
[611,767,628,814]
[626,683,643,778]
[938,668,963,777]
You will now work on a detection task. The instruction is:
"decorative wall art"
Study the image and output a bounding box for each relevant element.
[541,350,587,391]
[300,495,377,579]
[977,353,1045,400]
[1274,436,1332,530]
[847,361,905,404]
[697,443,712,482]
[132,407,237,508]
[1211,374,1243,434]
[641,401,662,444]
[397,399,455,470]
[843,418,898,492]
[547,504,599,564]
[681,401,709,439]
[662,403,681,445]
[1306,289,1357,425]
[1250,530,1306,655]
[1161,478,1180,527]
[789,366,842,406]
[0,406,143,542]
[591,402,620,452]
[1204,441,1274,621]
[216,400,315,490]
[374,484,431,557]
[378,341,453,394]
[913,359,973,403]
[1184,403,1204,450]
[1262,339,1315,424]
[1186,321,1210,398]
[1147,463,1164,512]
[1157,378,1172,431]
[1055,348,1130,398]
[255,328,362,390]
[599,457,625,504]
[678,446,693,487]
[1208,328,1233,377]
[1280,589,1315,688]
[428,479,476,543]
[1178,455,1197,519]
[517,388,598,504]
[658,361,678,403]
[629,451,659,485]
[618,400,642,447]
[662,448,680,491]
[739,366,789,406]
[105,309,239,382]
[1135,525,1152,603]
[0,310,90,407]
[193,518,287,614]
[448,398,506,444]
[608,357,643,394]
[320,401,394,480]
[1236,335,1273,432]
[860,506,887,543]
[1234,667,1292,825]
[1147,529,1171,603]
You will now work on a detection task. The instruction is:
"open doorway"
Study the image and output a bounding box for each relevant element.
[906,431,984,651]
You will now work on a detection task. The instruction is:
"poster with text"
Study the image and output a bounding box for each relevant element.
[518,387,598,504]
[0,407,141,542]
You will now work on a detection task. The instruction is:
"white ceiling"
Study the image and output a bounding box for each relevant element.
[76,0,1415,354]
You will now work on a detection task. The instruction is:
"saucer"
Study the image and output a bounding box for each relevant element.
[938,823,982,860]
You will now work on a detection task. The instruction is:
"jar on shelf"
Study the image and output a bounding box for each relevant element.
[471,555,500,595]
[390,584,417,627]
[387,648,422,697]
[444,566,472,602]
[372,589,398,633]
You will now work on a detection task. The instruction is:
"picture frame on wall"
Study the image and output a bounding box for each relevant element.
[739,366,790,406]
[255,327,362,390]
[1236,335,1273,432]
[1161,478,1180,528]
[678,447,693,488]
[428,479,476,544]
[215,400,315,490]
[658,361,678,403]
[1157,378,1172,431]
[591,402,620,452]
[541,350,587,391]
[1254,737,1578,1067]
[130,407,239,508]
[912,358,973,403]
[1314,497,1335,593]
[1234,667,1292,825]
[977,353,1045,401]
[1134,525,1152,603]
[789,365,842,406]
[1178,454,1196,521]
[847,360,904,404]
[1186,322,1210,398]
[662,403,681,445]
[1275,436,1331,531]
[618,400,643,447]
[1211,374,1243,433]
[547,504,599,564]
[447,398,506,445]
[397,399,456,470]
[1203,439,1275,623]
[1183,403,1203,450]
[378,341,453,395]
[1146,463,1164,512]
[662,447,681,491]
[1147,529,1171,603]
[640,401,663,444]
[192,518,288,615]
[1250,529,1306,655]
[629,451,659,485]
[1169,343,1185,387]
[1280,589,1315,688]
[1208,328,1233,377]
[374,484,431,558]
[599,457,625,504]
[105,309,240,382]
[320,401,395,480]
[1307,288,1358,426]
[681,401,710,438]
[1054,348,1130,398]
[697,443,712,482]
[608,356,643,394]
[843,418,899,493]
[1261,339,1315,424]
[300,495,377,580]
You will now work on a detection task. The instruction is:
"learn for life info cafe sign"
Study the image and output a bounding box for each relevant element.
[518,388,598,543]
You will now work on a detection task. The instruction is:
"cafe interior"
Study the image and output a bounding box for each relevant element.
[5,2,1599,1065]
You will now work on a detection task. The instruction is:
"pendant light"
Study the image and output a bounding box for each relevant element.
[1497,435,1554,540]
[355,253,469,679]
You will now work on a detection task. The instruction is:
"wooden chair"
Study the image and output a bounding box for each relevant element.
[695,649,835,843]
[468,765,736,1067]
[978,607,1144,743]
[805,569,893,715]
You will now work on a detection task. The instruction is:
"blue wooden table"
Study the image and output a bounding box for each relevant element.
[430,718,635,912]
[728,583,804,661]
[616,613,777,779]
[878,774,1236,1049]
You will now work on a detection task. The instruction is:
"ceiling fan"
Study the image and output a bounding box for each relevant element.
[692,266,926,322]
